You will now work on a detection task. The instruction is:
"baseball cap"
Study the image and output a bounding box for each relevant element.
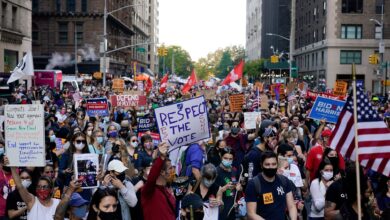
[321,129,332,137]
[107,159,128,173]
[69,193,89,207]
[262,127,277,138]
[181,193,204,210]
[259,119,276,136]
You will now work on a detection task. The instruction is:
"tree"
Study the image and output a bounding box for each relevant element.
[227,45,245,65]
[215,51,233,78]
[158,45,193,77]
[243,59,266,80]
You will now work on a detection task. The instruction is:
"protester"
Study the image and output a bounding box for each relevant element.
[86,188,121,220]
[6,169,33,220]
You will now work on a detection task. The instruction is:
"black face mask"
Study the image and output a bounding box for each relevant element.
[262,167,277,178]
[98,211,119,220]
[180,211,204,220]
[2,166,11,173]
[328,157,339,169]
[119,129,129,139]
[116,172,126,182]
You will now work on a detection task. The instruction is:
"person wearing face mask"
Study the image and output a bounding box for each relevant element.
[135,135,154,171]
[130,158,152,220]
[0,155,13,219]
[87,188,121,220]
[5,156,61,220]
[215,147,242,220]
[207,140,227,167]
[179,193,205,220]
[104,125,120,154]
[309,159,334,219]
[74,110,87,131]
[277,144,304,189]
[88,130,105,156]
[56,107,68,125]
[141,142,176,220]
[322,148,343,181]
[0,142,4,156]
[246,151,297,220]
[6,169,33,220]
[126,135,140,168]
[101,160,137,220]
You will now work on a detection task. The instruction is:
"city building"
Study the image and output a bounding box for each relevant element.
[294,0,390,94]
[32,0,158,77]
[148,0,159,74]
[0,0,32,73]
[245,0,291,61]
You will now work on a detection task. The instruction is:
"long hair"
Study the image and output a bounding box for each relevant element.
[314,157,333,183]
[69,132,89,154]
[87,188,119,220]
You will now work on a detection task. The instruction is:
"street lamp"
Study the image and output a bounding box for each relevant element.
[369,3,386,95]
[102,2,145,87]
[266,32,292,82]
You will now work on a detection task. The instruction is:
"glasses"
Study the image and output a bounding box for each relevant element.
[75,140,86,144]
[36,185,50,190]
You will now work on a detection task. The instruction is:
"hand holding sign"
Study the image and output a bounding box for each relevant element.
[158,142,169,159]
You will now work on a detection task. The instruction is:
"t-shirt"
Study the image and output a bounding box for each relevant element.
[325,180,348,210]
[6,189,27,220]
[185,145,205,177]
[215,166,239,220]
[192,182,219,202]
[245,174,292,220]
[0,170,13,217]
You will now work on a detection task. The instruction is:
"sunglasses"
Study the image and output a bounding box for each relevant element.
[75,140,86,144]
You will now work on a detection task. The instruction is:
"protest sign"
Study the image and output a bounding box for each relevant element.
[86,98,109,117]
[110,95,147,107]
[260,94,269,109]
[137,116,156,132]
[112,78,125,92]
[254,82,264,92]
[197,89,216,100]
[5,104,45,167]
[137,81,144,91]
[308,96,346,124]
[229,94,245,112]
[74,154,99,189]
[154,96,210,148]
[138,132,161,146]
[306,90,339,100]
[287,82,297,94]
[123,90,143,95]
[244,112,261,129]
[333,81,348,97]
[72,92,82,103]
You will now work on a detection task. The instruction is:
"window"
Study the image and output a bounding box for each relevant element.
[32,0,38,12]
[12,6,17,29]
[342,0,363,13]
[322,26,326,40]
[375,24,382,39]
[58,22,68,44]
[340,50,361,64]
[82,0,87,12]
[67,0,75,12]
[341,25,362,39]
[375,0,384,14]
[56,0,61,13]
[321,51,325,65]
[76,22,83,44]
[323,1,327,15]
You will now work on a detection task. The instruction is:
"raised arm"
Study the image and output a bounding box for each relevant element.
[54,180,81,220]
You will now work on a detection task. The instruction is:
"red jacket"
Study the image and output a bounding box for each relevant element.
[141,157,176,220]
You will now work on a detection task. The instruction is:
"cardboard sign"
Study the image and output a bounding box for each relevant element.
[154,96,210,148]
[287,82,297,94]
[308,96,346,124]
[229,94,245,112]
[74,154,99,189]
[197,89,216,100]
[244,112,261,129]
[5,104,45,167]
[333,81,348,96]
[86,98,109,117]
[123,90,143,95]
[254,82,264,92]
[137,116,156,132]
[260,94,269,109]
[138,132,161,146]
[270,84,286,96]
[306,90,340,100]
[112,79,125,92]
[110,95,147,107]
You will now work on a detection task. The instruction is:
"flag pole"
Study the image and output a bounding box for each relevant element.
[351,63,362,219]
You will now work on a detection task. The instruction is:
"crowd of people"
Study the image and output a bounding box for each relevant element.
[0,79,389,220]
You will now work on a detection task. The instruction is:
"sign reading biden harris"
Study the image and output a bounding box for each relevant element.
[154,96,210,148]
[309,96,346,124]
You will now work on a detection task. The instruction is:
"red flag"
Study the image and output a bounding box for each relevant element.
[221,60,244,86]
[329,86,390,177]
[159,74,169,94]
[145,77,153,93]
[182,69,197,94]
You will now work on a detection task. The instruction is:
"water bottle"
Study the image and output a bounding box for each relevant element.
[224,177,232,196]
[248,162,254,180]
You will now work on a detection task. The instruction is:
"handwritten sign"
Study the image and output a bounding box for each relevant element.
[154,96,210,148]
[74,153,99,189]
[137,116,156,132]
[86,98,109,117]
[112,79,125,92]
[5,104,45,167]
[308,96,346,124]
[244,112,261,129]
[254,82,264,92]
[229,94,245,112]
[110,95,147,107]
[260,94,269,109]
[333,81,348,97]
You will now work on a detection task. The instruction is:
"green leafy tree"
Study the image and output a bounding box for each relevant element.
[216,51,233,78]
[159,45,193,77]
[243,59,266,78]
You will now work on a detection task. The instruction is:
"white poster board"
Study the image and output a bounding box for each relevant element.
[154,96,210,148]
[5,104,45,167]
[74,153,100,189]
[244,112,261,129]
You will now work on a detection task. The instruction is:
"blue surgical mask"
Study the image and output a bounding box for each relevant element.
[108,131,118,138]
[287,157,294,165]
[50,135,56,143]
[222,159,232,168]
[97,137,104,144]
[0,148,4,156]
[73,205,88,218]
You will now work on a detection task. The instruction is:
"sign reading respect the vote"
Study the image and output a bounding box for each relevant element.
[308,96,346,124]
[5,104,45,167]
[154,96,210,148]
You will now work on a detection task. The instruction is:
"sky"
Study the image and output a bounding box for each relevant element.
[158,0,246,61]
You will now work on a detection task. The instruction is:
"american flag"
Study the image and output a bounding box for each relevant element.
[251,87,260,110]
[329,86,390,176]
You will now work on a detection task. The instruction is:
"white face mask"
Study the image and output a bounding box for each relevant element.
[322,171,333,181]
[75,143,85,150]
[22,179,32,188]
[87,130,92,136]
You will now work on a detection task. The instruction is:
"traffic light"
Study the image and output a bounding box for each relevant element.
[163,48,168,56]
[369,54,379,64]
[271,55,279,63]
